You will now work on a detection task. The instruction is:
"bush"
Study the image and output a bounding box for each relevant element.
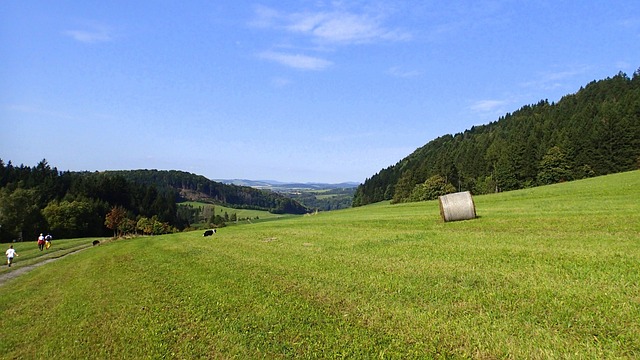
[410,175,456,201]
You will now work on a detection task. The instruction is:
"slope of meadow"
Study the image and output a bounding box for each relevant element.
[1,171,639,358]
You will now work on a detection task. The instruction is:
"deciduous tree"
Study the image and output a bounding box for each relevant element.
[537,146,573,185]
[410,175,456,201]
[105,206,127,238]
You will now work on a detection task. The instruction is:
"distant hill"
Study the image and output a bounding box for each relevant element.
[216,179,359,190]
[105,170,310,215]
[217,179,359,211]
[354,69,640,206]
[0,162,312,241]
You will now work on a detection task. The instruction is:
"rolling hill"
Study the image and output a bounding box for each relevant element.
[217,179,359,211]
[354,69,640,206]
[103,169,310,215]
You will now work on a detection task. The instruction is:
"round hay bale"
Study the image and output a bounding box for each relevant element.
[438,191,476,222]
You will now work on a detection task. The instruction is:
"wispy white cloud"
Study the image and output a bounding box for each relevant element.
[287,11,409,44]
[252,4,410,71]
[251,5,280,28]
[388,66,422,78]
[252,4,410,45]
[470,99,507,113]
[63,23,113,43]
[521,65,590,91]
[259,51,333,70]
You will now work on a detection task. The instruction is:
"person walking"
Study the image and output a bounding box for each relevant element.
[37,233,45,251]
[45,234,52,250]
[6,245,18,267]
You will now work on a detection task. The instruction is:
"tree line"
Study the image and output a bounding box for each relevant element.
[105,169,309,215]
[353,70,640,206]
[0,163,308,242]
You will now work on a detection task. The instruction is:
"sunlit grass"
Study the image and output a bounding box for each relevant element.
[1,171,639,358]
[179,201,286,219]
[0,237,102,276]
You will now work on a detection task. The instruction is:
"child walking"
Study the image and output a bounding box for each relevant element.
[6,245,18,267]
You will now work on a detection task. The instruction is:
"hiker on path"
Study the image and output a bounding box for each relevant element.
[45,234,52,250]
[37,233,45,251]
[6,245,18,267]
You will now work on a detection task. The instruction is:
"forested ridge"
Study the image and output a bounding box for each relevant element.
[105,169,309,215]
[0,164,308,242]
[353,70,640,206]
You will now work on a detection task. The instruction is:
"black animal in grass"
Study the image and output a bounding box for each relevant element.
[203,229,216,237]
[92,240,100,246]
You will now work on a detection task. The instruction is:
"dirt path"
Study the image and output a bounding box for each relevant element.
[0,246,91,287]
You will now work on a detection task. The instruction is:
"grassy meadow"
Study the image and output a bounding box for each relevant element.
[1,171,639,359]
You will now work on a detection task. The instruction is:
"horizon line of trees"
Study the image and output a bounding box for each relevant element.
[0,160,184,242]
[105,169,309,215]
[353,69,640,206]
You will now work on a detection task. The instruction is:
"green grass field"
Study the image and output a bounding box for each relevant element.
[0,237,104,277]
[1,171,639,358]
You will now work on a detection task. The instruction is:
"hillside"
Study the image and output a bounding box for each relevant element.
[354,70,640,206]
[0,163,309,242]
[104,169,309,214]
[217,179,358,211]
[2,171,639,358]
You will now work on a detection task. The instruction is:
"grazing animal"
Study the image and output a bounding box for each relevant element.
[203,230,214,237]
[92,240,100,246]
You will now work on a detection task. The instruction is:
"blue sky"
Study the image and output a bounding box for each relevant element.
[1,1,638,183]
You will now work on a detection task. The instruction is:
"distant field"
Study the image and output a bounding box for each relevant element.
[1,171,639,358]
[312,189,342,200]
[178,201,295,225]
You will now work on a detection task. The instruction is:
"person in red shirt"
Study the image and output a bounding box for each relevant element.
[37,233,45,251]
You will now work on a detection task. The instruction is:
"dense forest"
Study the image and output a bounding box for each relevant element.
[105,169,309,215]
[0,164,308,242]
[353,70,640,206]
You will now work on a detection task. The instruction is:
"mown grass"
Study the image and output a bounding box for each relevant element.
[1,171,639,358]
[0,237,103,276]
